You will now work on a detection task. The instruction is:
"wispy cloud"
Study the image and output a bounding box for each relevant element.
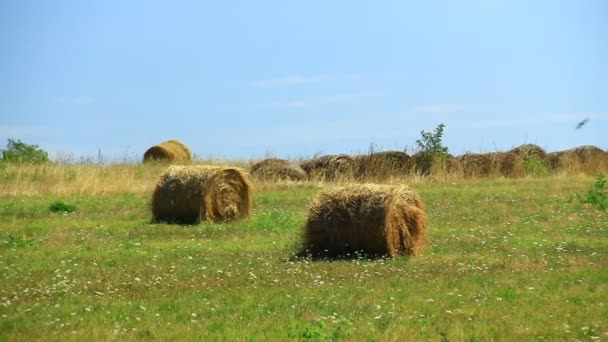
[56,96,96,105]
[251,74,362,88]
[254,91,383,109]
[450,113,608,130]
[412,104,475,114]
[0,124,63,139]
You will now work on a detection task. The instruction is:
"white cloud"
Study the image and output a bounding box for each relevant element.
[412,104,474,114]
[254,91,383,109]
[251,74,362,88]
[450,113,608,130]
[0,125,63,139]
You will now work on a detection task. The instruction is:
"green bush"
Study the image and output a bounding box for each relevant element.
[522,156,549,176]
[581,173,607,210]
[415,123,449,175]
[1,139,49,163]
[49,201,76,213]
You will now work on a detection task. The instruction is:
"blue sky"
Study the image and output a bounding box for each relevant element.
[1,0,607,161]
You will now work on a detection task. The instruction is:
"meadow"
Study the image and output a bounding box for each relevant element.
[0,162,606,341]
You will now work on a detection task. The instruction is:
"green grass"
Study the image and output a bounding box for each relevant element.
[0,177,607,341]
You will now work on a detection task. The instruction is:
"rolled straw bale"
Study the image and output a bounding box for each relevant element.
[547,151,566,171]
[486,152,524,178]
[510,144,548,163]
[250,158,307,181]
[300,184,427,258]
[458,153,492,178]
[551,145,608,174]
[300,154,355,180]
[143,139,192,163]
[354,151,411,179]
[151,165,252,223]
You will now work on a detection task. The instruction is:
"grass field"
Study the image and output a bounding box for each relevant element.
[0,164,607,341]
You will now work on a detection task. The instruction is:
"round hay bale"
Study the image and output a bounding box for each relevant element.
[250,158,307,181]
[486,152,524,178]
[458,153,492,178]
[151,165,253,223]
[300,184,427,258]
[444,154,463,175]
[547,151,566,171]
[551,145,608,174]
[354,150,411,179]
[143,139,192,163]
[300,154,355,180]
[510,144,547,162]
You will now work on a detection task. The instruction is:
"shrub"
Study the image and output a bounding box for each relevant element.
[1,139,49,163]
[581,173,607,210]
[49,201,77,213]
[414,123,449,175]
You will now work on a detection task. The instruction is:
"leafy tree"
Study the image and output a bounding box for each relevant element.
[414,123,449,175]
[1,139,49,163]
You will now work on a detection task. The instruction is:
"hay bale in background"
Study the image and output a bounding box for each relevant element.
[300,184,427,258]
[550,145,608,174]
[151,165,252,223]
[143,139,192,163]
[300,154,355,180]
[354,150,411,179]
[510,144,548,163]
[250,158,307,181]
[458,153,492,178]
[486,152,524,178]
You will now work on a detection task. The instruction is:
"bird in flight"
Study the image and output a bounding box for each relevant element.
[576,118,589,130]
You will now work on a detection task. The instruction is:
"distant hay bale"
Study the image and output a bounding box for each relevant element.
[250,158,307,181]
[143,139,192,163]
[300,184,428,258]
[354,150,411,179]
[300,154,355,180]
[151,165,252,223]
[550,145,608,174]
[486,152,524,178]
[510,144,548,163]
[547,151,566,171]
[458,153,492,178]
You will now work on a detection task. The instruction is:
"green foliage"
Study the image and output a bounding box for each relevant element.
[5,234,36,248]
[415,123,449,174]
[49,201,76,213]
[1,139,49,163]
[581,173,607,210]
[522,156,549,176]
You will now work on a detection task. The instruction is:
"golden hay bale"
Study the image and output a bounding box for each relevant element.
[458,153,492,178]
[354,150,411,179]
[300,154,355,180]
[300,184,427,258]
[486,152,524,178]
[550,145,608,174]
[143,139,192,163]
[151,165,253,223]
[510,144,548,163]
[250,158,307,181]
